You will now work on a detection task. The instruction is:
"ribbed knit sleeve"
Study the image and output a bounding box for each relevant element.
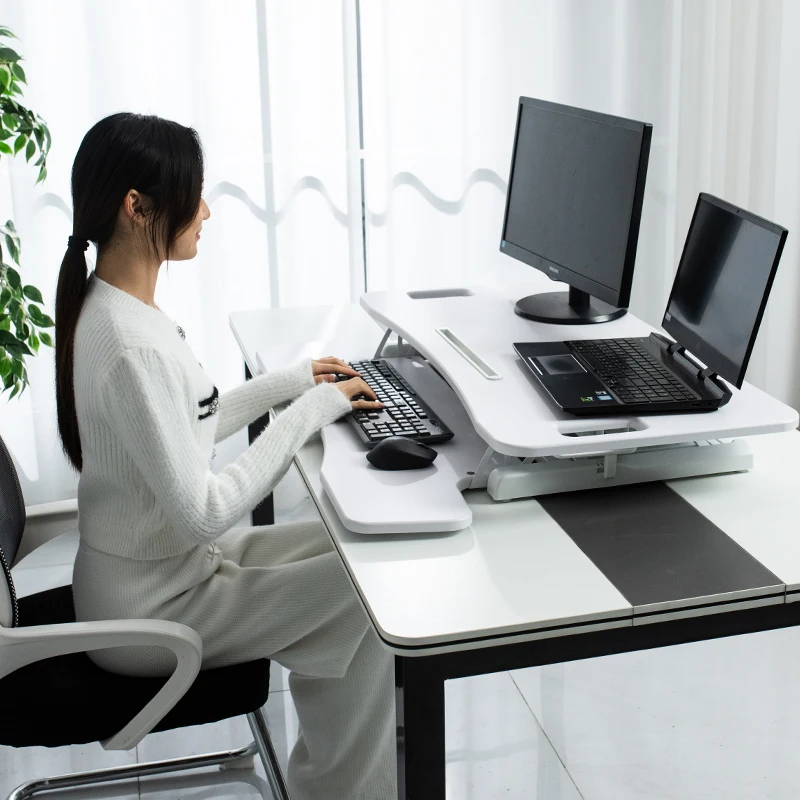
[100,347,352,546]
[214,359,315,443]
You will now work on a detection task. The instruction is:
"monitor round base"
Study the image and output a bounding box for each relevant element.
[514,291,627,325]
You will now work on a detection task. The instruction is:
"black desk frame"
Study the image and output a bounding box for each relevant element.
[395,598,800,799]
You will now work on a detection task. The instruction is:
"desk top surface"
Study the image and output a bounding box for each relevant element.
[230,302,800,655]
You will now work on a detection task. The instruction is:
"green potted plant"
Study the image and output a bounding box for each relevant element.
[0,24,53,400]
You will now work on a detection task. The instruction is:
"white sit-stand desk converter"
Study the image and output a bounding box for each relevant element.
[251,277,797,534]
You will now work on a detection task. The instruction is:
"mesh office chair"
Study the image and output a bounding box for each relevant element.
[0,434,291,800]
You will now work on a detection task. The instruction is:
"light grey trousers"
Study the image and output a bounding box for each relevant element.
[73,521,397,800]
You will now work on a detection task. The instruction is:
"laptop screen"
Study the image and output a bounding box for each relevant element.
[662,193,787,388]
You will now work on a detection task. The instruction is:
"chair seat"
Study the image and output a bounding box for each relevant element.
[1,585,271,748]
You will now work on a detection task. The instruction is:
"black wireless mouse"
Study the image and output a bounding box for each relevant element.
[366,436,438,471]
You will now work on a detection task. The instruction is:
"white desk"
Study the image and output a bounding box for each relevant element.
[230,303,800,799]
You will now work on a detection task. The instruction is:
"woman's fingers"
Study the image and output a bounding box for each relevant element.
[312,359,359,377]
[316,356,354,370]
[333,377,382,406]
[313,374,337,384]
[350,399,385,410]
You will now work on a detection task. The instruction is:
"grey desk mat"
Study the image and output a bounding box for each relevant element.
[538,482,782,608]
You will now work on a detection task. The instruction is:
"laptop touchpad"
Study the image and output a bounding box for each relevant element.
[533,354,586,376]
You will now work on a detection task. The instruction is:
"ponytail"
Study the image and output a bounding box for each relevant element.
[55,241,90,471]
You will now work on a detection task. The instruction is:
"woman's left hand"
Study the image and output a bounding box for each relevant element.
[312,356,360,384]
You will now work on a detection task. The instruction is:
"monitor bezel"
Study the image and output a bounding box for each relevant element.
[661,192,788,389]
[500,96,652,309]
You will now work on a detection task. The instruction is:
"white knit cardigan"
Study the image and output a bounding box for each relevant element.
[73,273,352,561]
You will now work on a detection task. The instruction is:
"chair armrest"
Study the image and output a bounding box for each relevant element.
[0,619,202,750]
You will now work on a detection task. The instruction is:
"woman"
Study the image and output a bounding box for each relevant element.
[58,112,396,799]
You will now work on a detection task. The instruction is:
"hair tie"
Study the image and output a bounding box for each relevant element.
[67,236,89,252]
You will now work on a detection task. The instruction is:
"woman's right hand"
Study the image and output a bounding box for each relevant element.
[333,377,385,411]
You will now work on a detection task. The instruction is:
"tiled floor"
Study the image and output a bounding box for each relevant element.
[5,465,800,799]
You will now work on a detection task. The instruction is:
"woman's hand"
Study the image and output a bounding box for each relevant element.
[312,356,383,410]
[312,356,359,384]
[333,377,384,410]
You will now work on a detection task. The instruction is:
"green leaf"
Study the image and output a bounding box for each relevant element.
[24,138,34,162]
[0,316,9,331]
[4,236,19,264]
[0,46,21,62]
[11,63,25,83]
[0,357,10,378]
[36,165,46,184]
[0,287,9,308]
[4,219,17,233]
[38,313,54,328]
[0,27,19,40]
[33,126,42,148]
[39,331,51,347]
[0,66,9,94]
[13,133,25,154]
[1,113,16,130]
[2,371,11,390]
[26,302,42,321]
[17,322,29,339]
[4,266,20,289]
[22,285,43,303]
[0,141,12,155]
[0,329,20,346]
[28,332,38,352]
[0,128,10,140]
[3,338,31,357]
[10,357,22,378]
[8,381,20,400]
[42,122,50,148]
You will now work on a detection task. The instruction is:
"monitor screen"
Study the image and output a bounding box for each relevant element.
[662,194,787,388]
[501,98,651,308]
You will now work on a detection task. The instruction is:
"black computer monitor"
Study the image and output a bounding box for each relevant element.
[500,97,652,324]
[662,193,787,389]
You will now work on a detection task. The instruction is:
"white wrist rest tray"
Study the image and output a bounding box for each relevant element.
[360,279,799,457]
[319,423,475,534]
[318,355,490,534]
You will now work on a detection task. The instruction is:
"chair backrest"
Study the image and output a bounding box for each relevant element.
[0,434,24,628]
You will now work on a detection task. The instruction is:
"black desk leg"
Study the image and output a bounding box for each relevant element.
[245,362,274,526]
[395,656,446,799]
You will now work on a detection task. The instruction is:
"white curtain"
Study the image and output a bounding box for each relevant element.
[362,0,799,399]
[0,0,796,507]
[0,0,360,504]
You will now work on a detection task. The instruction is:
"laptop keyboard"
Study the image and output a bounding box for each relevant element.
[342,359,455,446]
[569,339,697,404]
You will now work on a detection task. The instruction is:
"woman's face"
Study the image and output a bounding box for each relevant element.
[170,197,210,261]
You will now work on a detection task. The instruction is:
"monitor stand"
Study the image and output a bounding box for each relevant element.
[514,286,626,324]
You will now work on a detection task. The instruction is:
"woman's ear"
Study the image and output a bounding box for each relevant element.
[122,189,149,226]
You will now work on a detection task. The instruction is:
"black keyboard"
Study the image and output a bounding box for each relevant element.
[569,338,698,404]
[341,359,454,447]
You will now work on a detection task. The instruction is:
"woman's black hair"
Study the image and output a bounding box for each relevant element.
[55,112,204,471]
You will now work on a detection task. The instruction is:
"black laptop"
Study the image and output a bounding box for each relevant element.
[514,193,788,416]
